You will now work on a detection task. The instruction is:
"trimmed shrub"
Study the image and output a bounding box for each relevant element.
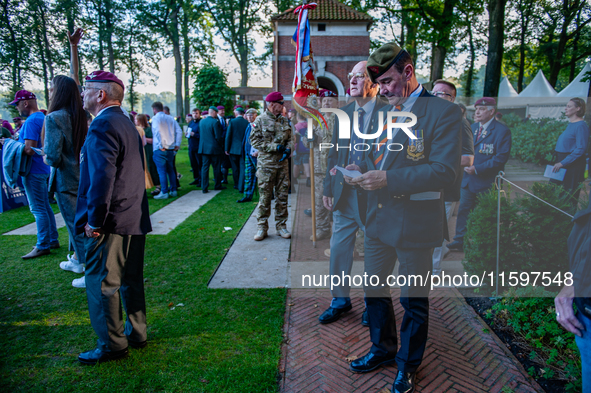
[509,117,569,165]
[463,182,574,280]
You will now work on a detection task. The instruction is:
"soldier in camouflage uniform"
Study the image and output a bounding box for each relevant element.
[304,89,338,240]
[249,92,293,241]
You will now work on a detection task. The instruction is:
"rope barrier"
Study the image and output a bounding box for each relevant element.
[495,172,574,218]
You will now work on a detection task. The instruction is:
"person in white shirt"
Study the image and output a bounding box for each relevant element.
[151,101,182,199]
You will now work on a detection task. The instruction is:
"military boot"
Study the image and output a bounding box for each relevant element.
[277,228,291,239]
[254,229,267,241]
[310,230,331,241]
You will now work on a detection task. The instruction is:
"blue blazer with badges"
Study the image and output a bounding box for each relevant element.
[75,106,152,236]
[462,119,512,193]
[359,90,462,249]
[323,99,389,213]
[198,117,224,155]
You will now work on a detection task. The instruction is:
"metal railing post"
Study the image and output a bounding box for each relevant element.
[496,171,503,297]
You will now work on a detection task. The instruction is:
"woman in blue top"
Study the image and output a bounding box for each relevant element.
[552,98,590,205]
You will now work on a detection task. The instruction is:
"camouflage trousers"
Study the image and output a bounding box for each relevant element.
[313,173,331,233]
[256,163,289,231]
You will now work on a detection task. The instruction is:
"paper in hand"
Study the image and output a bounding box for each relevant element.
[543,165,566,181]
[335,166,362,179]
[31,147,45,156]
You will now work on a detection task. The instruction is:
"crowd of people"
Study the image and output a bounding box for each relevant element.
[0,27,590,392]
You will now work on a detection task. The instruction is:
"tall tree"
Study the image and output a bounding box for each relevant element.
[507,0,540,91]
[0,0,29,98]
[141,0,183,116]
[483,0,508,97]
[538,0,591,87]
[204,0,270,87]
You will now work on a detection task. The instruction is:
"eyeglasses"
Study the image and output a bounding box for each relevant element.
[431,91,454,99]
[347,72,367,81]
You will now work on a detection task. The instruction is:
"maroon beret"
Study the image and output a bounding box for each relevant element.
[474,97,496,107]
[9,90,37,106]
[234,105,243,109]
[216,105,225,110]
[319,89,338,98]
[85,70,125,91]
[130,111,137,116]
[265,91,284,102]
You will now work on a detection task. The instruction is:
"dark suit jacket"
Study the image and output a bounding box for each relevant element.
[225,116,249,155]
[187,119,200,151]
[198,117,224,155]
[462,118,512,194]
[359,90,462,249]
[75,106,152,236]
[323,98,389,212]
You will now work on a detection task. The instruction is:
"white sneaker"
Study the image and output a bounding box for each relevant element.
[154,192,169,200]
[170,191,178,197]
[72,276,86,288]
[59,254,85,273]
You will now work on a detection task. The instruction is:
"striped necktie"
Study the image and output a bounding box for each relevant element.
[475,125,483,143]
[373,105,402,167]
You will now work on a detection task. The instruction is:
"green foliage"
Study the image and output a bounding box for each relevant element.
[191,64,236,110]
[509,117,569,164]
[463,188,528,277]
[493,286,581,390]
[463,182,574,280]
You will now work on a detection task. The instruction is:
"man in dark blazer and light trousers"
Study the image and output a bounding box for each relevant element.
[346,43,462,393]
[319,61,386,326]
[199,106,225,193]
[76,71,152,365]
[225,107,249,192]
[447,97,512,251]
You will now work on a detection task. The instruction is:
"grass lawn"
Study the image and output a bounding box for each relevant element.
[0,145,287,392]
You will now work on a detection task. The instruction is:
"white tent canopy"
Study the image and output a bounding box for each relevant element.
[518,70,557,97]
[557,62,591,98]
[498,76,518,97]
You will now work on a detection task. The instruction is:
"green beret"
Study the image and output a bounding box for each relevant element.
[209,106,218,112]
[366,42,406,83]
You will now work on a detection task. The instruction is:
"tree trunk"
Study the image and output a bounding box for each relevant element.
[38,3,54,81]
[483,0,507,98]
[104,0,115,73]
[431,44,447,81]
[127,33,135,111]
[97,3,105,70]
[35,20,50,108]
[171,8,183,117]
[182,12,190,116]
[465,19,475,98]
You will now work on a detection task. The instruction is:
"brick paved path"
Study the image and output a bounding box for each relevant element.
[279,289,544,393]
[281,176,544,392]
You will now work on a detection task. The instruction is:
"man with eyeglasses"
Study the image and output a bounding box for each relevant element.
[249,92,293,241]
[318,61,387,326]
[430,80,474,275]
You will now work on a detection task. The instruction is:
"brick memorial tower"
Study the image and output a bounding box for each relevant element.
[271,0,373,106]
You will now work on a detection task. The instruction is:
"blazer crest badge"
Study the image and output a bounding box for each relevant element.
[407,128,425,161]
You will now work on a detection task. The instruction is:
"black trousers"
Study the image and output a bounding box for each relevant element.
[229,154,243,191]
[188,149,202,183]
[364,235,432,373]
[85,233,147,352]
[201,154,222,191]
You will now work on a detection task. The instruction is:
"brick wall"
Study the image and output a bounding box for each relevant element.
[277,36,369,57]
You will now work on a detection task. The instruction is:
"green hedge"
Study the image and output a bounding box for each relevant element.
[503,113,569,165]
[491,286,581,391]
[463,182,574,281]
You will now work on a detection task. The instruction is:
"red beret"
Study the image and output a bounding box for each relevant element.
[9,90,37,106]
[474,97,496,107]
[265,91,284,102]
[319,89,338,98]
[85,70,125,91]
[216,105,225,110]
